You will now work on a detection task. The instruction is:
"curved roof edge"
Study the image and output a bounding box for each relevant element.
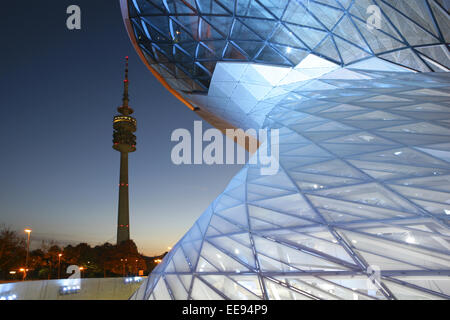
[119,0,196,111]
[119,0,260,152]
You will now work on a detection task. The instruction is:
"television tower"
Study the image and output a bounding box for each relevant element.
[113,56,136,244]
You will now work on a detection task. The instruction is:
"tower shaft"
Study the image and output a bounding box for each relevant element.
[117,151,130,244]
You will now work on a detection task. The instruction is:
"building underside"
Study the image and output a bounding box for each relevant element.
[121,0,450,299]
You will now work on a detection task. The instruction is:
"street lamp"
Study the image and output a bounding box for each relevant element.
[79,266,84,278]
[135,259,138,276]
[120,258,128,277]
[19,268,26,281]
[24,228,32,279]
[58,254,62,279]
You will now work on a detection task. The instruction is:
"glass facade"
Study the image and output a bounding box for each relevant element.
[128,0,449,93]
[130,58,450,300]
[123,0,450,300]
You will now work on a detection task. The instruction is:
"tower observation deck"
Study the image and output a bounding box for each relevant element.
[113,56,136,244]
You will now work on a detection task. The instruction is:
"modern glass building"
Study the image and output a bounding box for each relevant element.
[120,0,450,299]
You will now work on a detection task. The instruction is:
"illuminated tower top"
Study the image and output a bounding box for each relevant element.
[113,56,136,154]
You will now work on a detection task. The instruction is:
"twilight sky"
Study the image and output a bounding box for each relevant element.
[0,0,244,255]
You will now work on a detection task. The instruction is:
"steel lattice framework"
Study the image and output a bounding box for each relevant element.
[122,0,450,300]
[128,0,449,93]
[131,60,450,300]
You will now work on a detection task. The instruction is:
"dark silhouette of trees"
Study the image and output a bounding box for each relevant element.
[0,225,26,279]
[0,224,158,281]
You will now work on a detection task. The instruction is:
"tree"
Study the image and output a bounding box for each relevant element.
[0,224,159,280]
[0,225,26,279]
[29,249,45,279]
[93,242,115,277]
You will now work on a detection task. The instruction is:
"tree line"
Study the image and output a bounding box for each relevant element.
[0,224,166,281]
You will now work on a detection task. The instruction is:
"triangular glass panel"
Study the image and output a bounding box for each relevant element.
[165,275,189,299]
[282,0,324,29]
[143,15,171,36]
[315,35,342,64]
[209,214,244,234]
[285,24,328,49]
[199,241,252,272]
[231,19,262,41]
[165,0,197,14]
[254,236,349,271]
[383,279,447,300]
[202,275,262,299]
[199,18,226,40]
[202,40,228,58]
[152,278,172,300]
[236,0,274,19]
[197,0,232,14]
[223,42,247,60]
[207,235,256,267]
[248,205,315,229]
[135,0,166,14]
[215,204,249,229]
[233,41,264,59]
[239,17,278,39]
[264,278,313,300]
[190,277,225,300]
[313,182,422,213]
[255,45,290,65]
